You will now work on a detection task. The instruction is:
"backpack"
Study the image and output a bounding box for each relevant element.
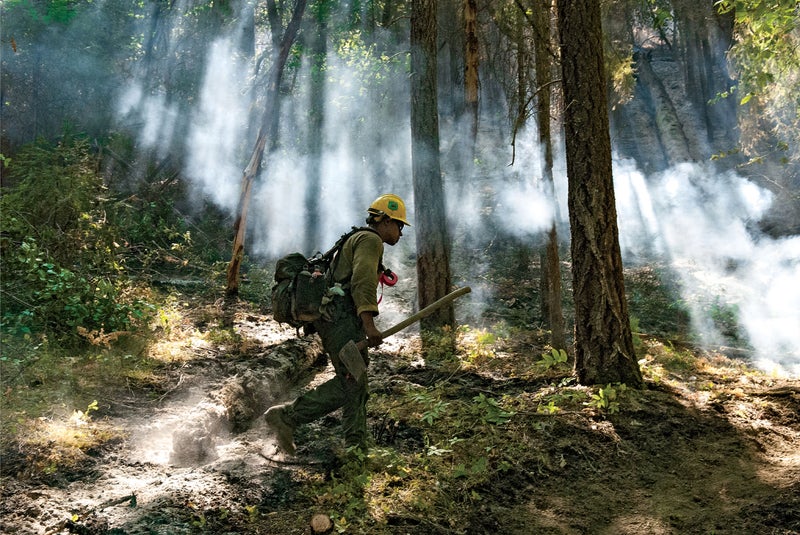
[270,227,378,328]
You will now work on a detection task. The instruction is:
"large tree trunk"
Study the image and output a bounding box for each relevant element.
[225,0,308,296]
[557,0,643,387]
[438,0,463,122]
[634,51,694,165]
[411,0,454,332]
[238,1,255,57]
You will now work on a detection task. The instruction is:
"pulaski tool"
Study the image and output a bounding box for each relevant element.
[339,286,472,381]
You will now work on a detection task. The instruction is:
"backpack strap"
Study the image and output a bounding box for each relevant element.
[323,226,381,286]
[322,226,378,260]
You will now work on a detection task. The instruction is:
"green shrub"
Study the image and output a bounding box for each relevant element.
[1,135,153,340]
[1,136,119,268]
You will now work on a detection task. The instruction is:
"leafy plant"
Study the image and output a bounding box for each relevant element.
[708,298,744,344]
[1,136,155,341]
[420,327,459,363]
[70,400,99,425]
[472,393,515,425]
[588,384,627,414]
[412,391,450,425]
[537,348,569,370]
[1,235,153,339]
[537,400,561,414]
[453,456,489,479]
[716,0,799,95]
[535,387,587,414]
[715,0,800,174]
[457,326,501,365]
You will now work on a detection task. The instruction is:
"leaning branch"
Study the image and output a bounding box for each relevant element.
[225,0,308,296]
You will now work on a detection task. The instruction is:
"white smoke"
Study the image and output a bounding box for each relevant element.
[496,180,555,237]
[251,156,308,257]
[246,50,413,257]
[116,83,180,159]
[185,38,250,213]
[445,126,556,239]
[614,159,800,377]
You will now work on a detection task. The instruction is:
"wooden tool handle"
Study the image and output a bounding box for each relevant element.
[357,286,472,349]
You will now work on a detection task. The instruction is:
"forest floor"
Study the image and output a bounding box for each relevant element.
[1,269,799,535]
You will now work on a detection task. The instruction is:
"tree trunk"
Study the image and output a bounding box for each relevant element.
[634,51,694,164]
[532,0,565,351]
[411,0,455,332]
[464,0,479,152]
[304,2,329,252]
[225,0,308,296]
[238,1,255,57]
[556,0,643,387]
[266,0,282,48]
[541,225,565,349]
[437,0,462,122]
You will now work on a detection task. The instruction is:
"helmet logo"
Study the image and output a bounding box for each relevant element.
[388,200,399,211]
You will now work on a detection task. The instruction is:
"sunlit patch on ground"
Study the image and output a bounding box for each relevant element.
[11,412,125,480]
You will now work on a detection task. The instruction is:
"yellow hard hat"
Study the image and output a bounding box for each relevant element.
[367,193,411,226]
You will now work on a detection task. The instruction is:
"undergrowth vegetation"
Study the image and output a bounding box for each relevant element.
[291,321,759,533]
[0,133,235,454]
[1,133,233,343]
[272,254,773,533]
[1,136,152,339]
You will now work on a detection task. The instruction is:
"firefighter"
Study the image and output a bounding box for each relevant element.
[264,193,411,457]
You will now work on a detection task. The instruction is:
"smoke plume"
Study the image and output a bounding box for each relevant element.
[615,159,800,377]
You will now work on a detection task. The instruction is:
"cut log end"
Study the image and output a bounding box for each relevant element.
[310,513,333,533]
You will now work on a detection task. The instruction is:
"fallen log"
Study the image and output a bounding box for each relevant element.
[170,336,323,465]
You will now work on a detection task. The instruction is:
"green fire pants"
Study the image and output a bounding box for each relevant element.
[285,296,369,450]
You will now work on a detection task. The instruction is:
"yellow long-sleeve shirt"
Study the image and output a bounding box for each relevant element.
[331,229,384,317]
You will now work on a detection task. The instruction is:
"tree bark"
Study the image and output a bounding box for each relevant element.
[464,0,479,152]
[238,1,255,57]
[411,0,455,332]
[531,0,565,351]
[304,1,329,252]
[556,0,643,387]
[225,0,308,296]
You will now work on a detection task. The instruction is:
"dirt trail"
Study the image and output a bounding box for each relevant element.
[0,312,326,534]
